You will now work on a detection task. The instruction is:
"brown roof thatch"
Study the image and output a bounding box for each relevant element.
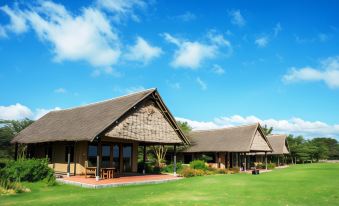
[267,134,290,154]
[183,123,272,153]
[12,88,189,145]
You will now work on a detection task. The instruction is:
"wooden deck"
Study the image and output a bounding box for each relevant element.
[57,174,182,189]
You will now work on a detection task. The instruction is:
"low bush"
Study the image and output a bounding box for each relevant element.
[0,158,54,182]
[189,160,208,170]
[179,167,197,177]
[229,167,240,174]
[256,163,276,170]
[0,178,30,195]
[161,162,183,173]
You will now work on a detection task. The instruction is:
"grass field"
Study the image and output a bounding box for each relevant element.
[1,163,339,206]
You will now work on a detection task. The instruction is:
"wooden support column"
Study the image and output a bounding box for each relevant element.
[14,143,18,161]
[227,152,230,169]
[265,152,268,170]
[73,142,77,176]
[277,156,280,166]
[235,152,239,167]
[217,153,221,168]
[173,145,177,176]
[244,153,247,171]
[143,145,147,174]
[67,148,71,177]
[96,142,101,181]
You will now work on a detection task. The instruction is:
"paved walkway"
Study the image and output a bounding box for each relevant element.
[57,174,182,189]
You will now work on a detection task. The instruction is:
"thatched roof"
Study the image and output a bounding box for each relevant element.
[183,123,272,153]
[12,88,189,144]
[267,134,290,154]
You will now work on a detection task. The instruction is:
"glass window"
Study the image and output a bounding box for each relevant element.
[88,144,98,167]
[65,145,74,162]
[102,145,110,168]
[123,144,132,172]
[113,144,120,170]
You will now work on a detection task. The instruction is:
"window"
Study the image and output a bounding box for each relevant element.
[65,145,74,162]
[101,145,111,168]
[113,144,120,171]
[88,144,98,167]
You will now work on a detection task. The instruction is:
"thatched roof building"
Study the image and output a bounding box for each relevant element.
[184,123,272,153]
[267,134,290,155]
[11,88,189,145]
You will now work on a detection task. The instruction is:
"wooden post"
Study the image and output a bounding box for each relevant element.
[73,142,77,176]
[96,143,100,181]
[218,152,221,168]
[265,152,268,170]
[143,145,146,174]
[173,145,177,176]
[235,152,239,167]
[277,156,280,166]
[227,152,230,169]
[14,143,18,161]
[67,148,71,177]
[244,153,247,171]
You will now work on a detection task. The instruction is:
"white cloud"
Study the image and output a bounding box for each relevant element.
[0,103,33,120]
[176,115,339,139]
[169,82,181,89]
[255,36,269,47]
[0,5,28,35]
[283,56,339,89]
[125,36,162,64]
[114,86,146,94]
[173,11,196,22]
[96,0,146,22]
[196,77,207,91]
[211,64,225,75]
[54,88,67,93]
[0,103,60,120]
[228,9,246,27]
[273,23,282,37]
[0,1,151,74]
[163,32,232,69]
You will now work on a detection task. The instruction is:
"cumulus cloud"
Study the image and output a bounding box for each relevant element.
[176,115,339,139]
[163,32,232,69]
[0,0,151,74]
[228,9,246,27]
[283,56,339,89]
[196,77,207,91]
[96,0,146,22]
[173,11,196,22]
[0,103,60,120]
[0,103,33,120]
[125,36,162,64]
[211,64,225,75]
[54,88,67,93]
[255,36,269,47]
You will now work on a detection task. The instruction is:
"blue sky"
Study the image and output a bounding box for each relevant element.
[0,0,339,139]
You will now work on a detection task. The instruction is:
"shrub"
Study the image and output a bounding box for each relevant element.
[161,162,183,173]
[0,178,30,194]
[189,160,207,170]
[256,163,276,170]
[0,158,54,182]
[229,167,240,174]
[179,167,196,177]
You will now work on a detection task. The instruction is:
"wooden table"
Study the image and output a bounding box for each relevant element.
[101,168,115,179]
[85,167,96,178]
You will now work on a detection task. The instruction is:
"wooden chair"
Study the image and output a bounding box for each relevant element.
[84,161,96,178]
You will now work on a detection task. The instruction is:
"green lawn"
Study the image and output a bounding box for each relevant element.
[1,163,339,206]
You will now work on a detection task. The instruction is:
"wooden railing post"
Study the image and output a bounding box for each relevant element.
[67,148,71,177]
[173,145,177,176]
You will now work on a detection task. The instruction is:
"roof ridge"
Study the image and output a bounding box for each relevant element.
[191,123,259,133]
[50,88,156,113]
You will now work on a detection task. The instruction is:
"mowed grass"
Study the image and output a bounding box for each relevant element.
[1,163,339,206]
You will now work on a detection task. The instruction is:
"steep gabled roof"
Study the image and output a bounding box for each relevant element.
[184,123,272,153]
[267,134,290,154]
[11,88,189,144]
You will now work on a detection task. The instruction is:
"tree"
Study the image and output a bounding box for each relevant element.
[176,121,192,135]
[262,125,273,136]
[0,118,34,159]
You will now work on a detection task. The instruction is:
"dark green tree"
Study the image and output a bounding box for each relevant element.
[262,124,273,136]
[176,121,192,136]
[0,118,34,159]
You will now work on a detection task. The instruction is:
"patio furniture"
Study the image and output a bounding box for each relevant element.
[101,168,115,179]
[85,161,97,178]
